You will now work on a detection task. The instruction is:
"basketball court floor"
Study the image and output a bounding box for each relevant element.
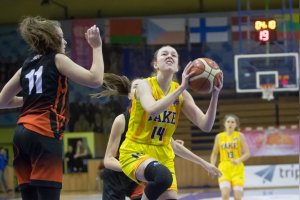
[1,187,298,200]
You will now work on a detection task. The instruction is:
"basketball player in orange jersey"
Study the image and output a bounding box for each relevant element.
[94,74,222,200]
[0,16,104,200]
[111,45,223,200]
[210,114,251,200]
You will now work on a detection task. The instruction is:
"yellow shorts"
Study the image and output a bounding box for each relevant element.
[218,161,245,187]
[119,138,177,191]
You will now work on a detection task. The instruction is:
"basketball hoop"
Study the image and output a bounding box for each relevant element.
[260,84,275,101]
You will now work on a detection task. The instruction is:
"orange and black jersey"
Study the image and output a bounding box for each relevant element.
[17,53,69,140]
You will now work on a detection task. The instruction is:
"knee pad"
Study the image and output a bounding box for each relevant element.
[143,161,173,200]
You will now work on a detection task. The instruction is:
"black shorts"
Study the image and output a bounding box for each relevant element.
[102,168,143,200]
[13,125,63,189]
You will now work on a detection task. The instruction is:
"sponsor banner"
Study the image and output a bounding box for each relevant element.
[245,164,299,188]
[243,126,299,156]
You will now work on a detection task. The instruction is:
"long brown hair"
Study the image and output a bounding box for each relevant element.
[19,16,62,55]
[91,73,131,98]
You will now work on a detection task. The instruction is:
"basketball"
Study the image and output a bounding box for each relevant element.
[188,58,222,94]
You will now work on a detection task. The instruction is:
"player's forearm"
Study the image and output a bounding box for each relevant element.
[103,157,122,172]
[187,153,210,169]
[146,86,185,116]
[0,96,23,109]
[174,143,207,168]
[201,94,219,132]
[89,47,104,86]
[237,152,251,163]
[210,154,217,166]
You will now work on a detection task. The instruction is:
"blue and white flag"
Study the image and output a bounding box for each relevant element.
[189,17,229,43]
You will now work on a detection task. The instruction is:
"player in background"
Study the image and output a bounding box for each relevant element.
[0,16,104,200]
[210,114,251,200]
[92,73,222,200]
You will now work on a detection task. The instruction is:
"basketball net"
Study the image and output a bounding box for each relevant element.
[260,84,275,101]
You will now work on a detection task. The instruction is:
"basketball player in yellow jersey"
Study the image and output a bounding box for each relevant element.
[210,114,251,200]
[119,45,223,200]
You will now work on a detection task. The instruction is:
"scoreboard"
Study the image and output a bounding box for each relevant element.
[254,19,277,42]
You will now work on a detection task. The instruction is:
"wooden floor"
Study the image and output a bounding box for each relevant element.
[0,187,298,200]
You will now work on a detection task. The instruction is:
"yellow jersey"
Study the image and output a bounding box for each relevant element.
[125,77,183,145]
[218,131,242,162]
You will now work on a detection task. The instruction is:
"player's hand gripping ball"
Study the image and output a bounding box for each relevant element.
[188,58,222,94]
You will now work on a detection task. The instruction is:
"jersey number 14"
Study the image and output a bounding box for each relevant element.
[151,126,165,141]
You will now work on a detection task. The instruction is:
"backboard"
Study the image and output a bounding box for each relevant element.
[235,52,299,93]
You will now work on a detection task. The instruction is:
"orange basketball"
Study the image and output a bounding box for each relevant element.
[188,58,222,94]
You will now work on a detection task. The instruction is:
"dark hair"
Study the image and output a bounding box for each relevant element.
[19,16,62,55]
[91,73,131,98]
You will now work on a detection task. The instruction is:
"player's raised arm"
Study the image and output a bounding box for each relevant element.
[56,25,104,88]
[137,61,194,117]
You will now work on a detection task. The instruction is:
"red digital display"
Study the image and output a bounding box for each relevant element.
[259,30,270,42]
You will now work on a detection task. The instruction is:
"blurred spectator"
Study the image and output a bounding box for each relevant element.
[73,139,92,172]
[64,145,75,173]
[74,114,90,132]
[81,96,95,125]
[108,50,121,74]
[68,93,82,132]
[0,147,8,193]
[92,112,103,133]
[102,109,115,134]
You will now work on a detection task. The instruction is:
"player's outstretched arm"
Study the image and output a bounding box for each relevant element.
[103,114,125,172]
[171,138,222,177]
[56,25,104,88]
[0,69,23,109]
